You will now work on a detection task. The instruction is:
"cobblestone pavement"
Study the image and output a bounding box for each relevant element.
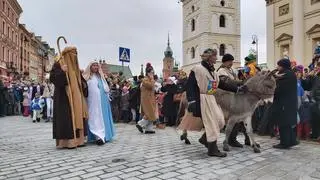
[1,116,320,180]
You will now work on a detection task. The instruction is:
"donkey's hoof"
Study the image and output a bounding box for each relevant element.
[223,145,230,152]
[180,134,186,141]
[253,147,261,153]
[251,143,261,148]
[185,138,191,145]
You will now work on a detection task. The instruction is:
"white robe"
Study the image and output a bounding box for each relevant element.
[87,75,108,141]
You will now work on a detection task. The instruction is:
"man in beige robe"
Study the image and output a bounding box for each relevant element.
[186,49,247,157]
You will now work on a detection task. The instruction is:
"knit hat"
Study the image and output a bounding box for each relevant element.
[277,58,291,70]
[295,65,304,73]
[145,63,154,74]
[245,54,256,62]
[222,54,234,63]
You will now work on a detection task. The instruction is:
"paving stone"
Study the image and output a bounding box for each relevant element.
[121,166,144,173]
[140,166,160,173]
[157,172,181,179]
[39,170,69,179]
[138,171,161,179]
[196,173,218,180]
[118,171,143,179]
[81,170,104,179]
[67,177,81,180]
[213,168,232,175]
[99,170,123,179]
[177,172,198,179]
[60,170,86,179]
[103,165,127,173]
[176,166,197,174]
[86,166,108,172]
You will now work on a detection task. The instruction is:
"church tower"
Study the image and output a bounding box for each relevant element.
[180,0,241,72]
[162,34,174,80]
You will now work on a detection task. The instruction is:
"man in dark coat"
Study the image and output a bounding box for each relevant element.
[272,58,299,149]
[50,62,75,148]
[0,79,5,117]
[7,87,15,116]
[129,76,140,123]
[161,78,178,127]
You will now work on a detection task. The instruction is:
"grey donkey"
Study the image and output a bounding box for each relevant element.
[216,70,276,153]
[178,70,277,153]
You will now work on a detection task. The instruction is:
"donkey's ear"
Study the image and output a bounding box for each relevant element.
[267,69,278,77]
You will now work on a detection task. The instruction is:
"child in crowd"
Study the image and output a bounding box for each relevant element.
[22,87,30,117]
[120,86,130,123]
[31,93,45,123]
[298,97,312,140]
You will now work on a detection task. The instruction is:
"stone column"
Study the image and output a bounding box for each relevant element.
[292,0,304,64]
[266,3,275,69]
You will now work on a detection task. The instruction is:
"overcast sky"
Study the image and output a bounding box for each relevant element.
[17,0,266,75]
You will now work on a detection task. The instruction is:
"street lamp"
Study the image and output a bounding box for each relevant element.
[252,35,259,64]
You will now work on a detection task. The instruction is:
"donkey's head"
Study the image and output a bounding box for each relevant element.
[244,70,277,99]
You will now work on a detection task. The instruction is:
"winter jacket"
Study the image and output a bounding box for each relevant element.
[31,97,45,111]
[298,101,311,123]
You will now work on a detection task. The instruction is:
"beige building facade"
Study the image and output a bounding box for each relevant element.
[180,0,241,73]
[266,0,320,68]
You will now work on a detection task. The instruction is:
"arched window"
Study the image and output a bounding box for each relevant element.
[219,15,226,27]
[191,47,195,59]
[191,19,195,32]
[220,0,225,6]
[219,44,225,56]
[191,5,195,12]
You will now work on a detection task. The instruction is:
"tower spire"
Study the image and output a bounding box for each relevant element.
[164,32,173,58]
[167,32,170,47]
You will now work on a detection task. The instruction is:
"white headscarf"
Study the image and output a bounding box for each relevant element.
[83,60,110,93]
[168,76,177,84]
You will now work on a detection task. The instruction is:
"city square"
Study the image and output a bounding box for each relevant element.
[1,116,320,180]
[1,0,320,180]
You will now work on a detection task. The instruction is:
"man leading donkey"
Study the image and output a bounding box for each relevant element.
[217,54,251,147]
[186,49,247,157]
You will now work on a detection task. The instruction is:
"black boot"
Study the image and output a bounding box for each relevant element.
[180,133,191,145]
[199,133,208,148]
[36,118,40,122]
[136,124,143,133]
[207,141,227,157]
[96,139,105,146]
[228,124,243,148]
